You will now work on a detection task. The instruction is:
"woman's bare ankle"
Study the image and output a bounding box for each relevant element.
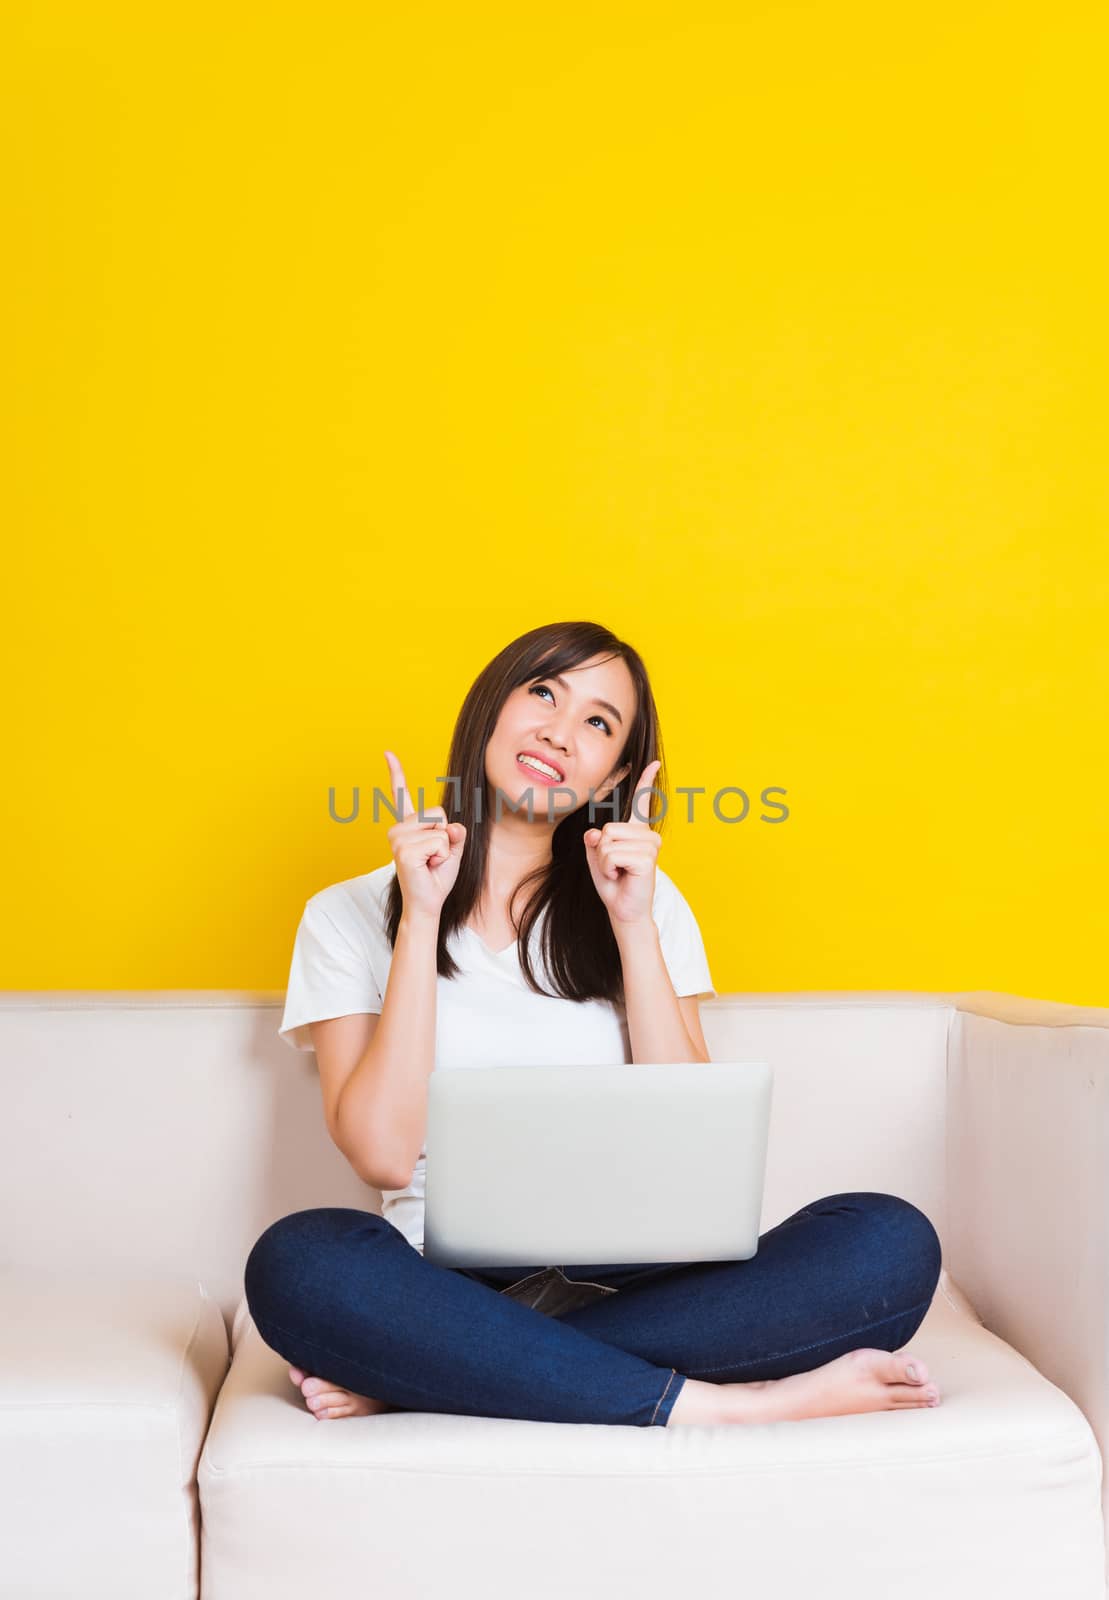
[667,1376,764,1425]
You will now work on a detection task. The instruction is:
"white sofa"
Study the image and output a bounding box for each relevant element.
[2,988,1108,1599]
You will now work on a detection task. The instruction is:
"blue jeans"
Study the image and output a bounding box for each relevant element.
[243,1190,942,1428]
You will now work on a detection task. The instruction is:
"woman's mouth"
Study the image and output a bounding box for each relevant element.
[517,752,565,786]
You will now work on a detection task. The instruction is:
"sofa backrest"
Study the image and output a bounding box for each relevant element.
[1,989,979,1341]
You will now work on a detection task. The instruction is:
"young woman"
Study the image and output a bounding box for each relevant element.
[246,619,943,1428]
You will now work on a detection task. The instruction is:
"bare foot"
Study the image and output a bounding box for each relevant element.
[288,1364,396,1420]
[670,1348,942,1426]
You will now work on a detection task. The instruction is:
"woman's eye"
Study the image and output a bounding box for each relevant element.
[528,683,611,734]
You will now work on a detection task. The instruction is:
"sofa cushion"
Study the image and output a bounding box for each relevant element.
[201,1269,1104,1600]
[0,1267,229,1600]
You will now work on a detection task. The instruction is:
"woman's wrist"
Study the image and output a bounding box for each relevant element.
[610,915,660,953]
[398,908,441,942]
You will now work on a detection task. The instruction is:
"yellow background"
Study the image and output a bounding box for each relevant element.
[4,3,1106,1003]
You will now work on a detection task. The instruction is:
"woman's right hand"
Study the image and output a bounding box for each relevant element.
[383,749,467,920]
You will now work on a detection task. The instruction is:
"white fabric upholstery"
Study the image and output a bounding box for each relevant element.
[2,988,1108,1597]
[203,1270,1101,1600]
[0,1268,228,1599]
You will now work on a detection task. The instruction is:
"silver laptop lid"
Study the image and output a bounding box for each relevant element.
[423,1060,772,1270]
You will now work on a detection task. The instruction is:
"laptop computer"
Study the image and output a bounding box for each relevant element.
[422,1060,773,1270]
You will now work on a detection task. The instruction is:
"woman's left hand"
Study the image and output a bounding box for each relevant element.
[583,760,663,930]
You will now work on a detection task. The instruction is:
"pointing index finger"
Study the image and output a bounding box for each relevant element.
[631,760,662,824]
[383,749,415,821]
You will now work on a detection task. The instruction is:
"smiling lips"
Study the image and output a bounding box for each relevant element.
[517,751,565,785]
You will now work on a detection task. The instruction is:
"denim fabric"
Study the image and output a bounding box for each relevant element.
[244,1191,942,1428]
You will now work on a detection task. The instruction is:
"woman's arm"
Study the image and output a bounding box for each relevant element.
[583,757,711,1066]
[614,920,711,1064]
[322,749,466,1191]
[327,908,442,1189]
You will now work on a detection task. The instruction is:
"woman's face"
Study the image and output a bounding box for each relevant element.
[485,654,637,822]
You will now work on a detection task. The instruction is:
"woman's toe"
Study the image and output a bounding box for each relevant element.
[892,1352,929,1385]
[307,1388,348,1412]
[889,1381,939,1403]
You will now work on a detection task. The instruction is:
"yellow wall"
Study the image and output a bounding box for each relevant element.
[5,3,1106,1003]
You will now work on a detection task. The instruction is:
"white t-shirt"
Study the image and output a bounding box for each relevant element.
[278,861,715,1255]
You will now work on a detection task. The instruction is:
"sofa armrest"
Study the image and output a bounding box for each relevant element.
[946,992,1109,1460]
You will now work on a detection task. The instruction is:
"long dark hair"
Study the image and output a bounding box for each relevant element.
[383,620,666,1006]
